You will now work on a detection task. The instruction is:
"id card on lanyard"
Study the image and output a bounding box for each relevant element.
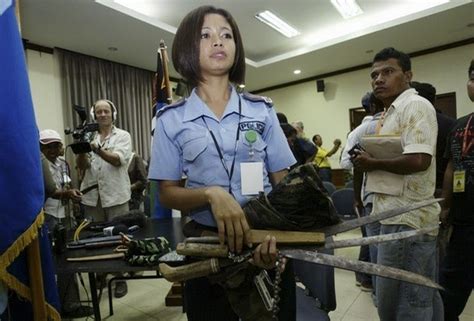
[241,130,263,195]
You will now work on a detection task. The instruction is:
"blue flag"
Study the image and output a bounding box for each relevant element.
[0,1,60,319]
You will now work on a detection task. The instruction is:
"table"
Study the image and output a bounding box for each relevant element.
[55,217,185,320]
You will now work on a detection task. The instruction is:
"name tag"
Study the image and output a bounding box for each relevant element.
[241,162,264,195]
[453,170,465,193]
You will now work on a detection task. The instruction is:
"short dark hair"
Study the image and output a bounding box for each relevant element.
[410,81,436,104]
[469,59,474,76]
[281,123,297,138]
[373,47,411,72]
[172,6,246,88]
[277,112,288,124]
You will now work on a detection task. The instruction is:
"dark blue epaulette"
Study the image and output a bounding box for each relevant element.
[242,92,273,108]
[156,98,186,118]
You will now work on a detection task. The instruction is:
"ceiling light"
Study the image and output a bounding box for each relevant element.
[293,69,301,74]
[331,0,363,19]
[238,84,246,88]
[255,10,300,38]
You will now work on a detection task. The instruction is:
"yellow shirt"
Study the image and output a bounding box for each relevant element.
[314,147,331,168]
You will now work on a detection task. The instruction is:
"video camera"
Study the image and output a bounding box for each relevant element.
[64,105,99,154]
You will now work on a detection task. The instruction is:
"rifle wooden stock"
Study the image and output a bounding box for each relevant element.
[159,258,229,282]
[176,230,325,258]
[177,243,229,258]
[248,229,325,244]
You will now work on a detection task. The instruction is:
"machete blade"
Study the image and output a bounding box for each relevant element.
[320,198,442,236]
[281,250,442,290]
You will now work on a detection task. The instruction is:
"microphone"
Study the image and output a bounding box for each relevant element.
[102,224,128,237]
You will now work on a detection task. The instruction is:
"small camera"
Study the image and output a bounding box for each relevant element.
[348,143,364,158]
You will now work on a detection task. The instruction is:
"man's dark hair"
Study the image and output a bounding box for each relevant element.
[312,134,321,144]
[172,6,246,88]
[281,123,297,138]
[373,47,411,72]
[277,112,288,124]
[469,59,474,76]
[410,81,436,104]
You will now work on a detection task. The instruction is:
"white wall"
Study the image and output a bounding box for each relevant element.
[26,49,66,139]
[26,44,473,168]
[261,44,474,168]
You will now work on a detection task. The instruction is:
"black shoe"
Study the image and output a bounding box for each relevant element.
[61,304,94,318]
[114,281,128,298]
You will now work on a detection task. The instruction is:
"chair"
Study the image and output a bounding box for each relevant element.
[331,188,357,220]
[322,181,336,196]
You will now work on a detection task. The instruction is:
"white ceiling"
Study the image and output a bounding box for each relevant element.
[20,0,474,91]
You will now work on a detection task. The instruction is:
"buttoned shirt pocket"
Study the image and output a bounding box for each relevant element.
[183,135,208,162]
[181,133,214,186]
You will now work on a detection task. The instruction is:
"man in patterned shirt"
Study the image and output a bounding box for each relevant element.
[352,47,441,321]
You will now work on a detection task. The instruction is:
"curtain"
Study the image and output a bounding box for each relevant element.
[57,48,154,162]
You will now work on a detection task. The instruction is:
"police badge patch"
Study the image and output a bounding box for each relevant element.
[239,121,265,135]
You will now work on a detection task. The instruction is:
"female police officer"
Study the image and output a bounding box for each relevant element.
[148,6,296,320]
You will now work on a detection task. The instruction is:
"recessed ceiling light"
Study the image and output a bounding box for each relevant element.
[108,47,118,51]
[238,84,246,88]
[293,69,301,75]
[331,0,363,19]
[255,10,300,38]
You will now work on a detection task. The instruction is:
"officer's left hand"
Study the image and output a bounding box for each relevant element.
[250,235,278,270]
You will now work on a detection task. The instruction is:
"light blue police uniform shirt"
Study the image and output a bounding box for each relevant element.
[148,86,296,227]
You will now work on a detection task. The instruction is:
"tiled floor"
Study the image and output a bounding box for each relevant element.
[72,229,474,321]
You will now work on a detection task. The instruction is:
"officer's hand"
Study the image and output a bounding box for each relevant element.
[250,235,278,270]
[206,186,251,253]
[352,150,374,172]
[90,142,99,151]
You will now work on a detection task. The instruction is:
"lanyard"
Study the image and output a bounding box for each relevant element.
[201,97,242,194]
[462,114,473,159]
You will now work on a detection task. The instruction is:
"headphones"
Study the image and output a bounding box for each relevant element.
[90,99,117,121]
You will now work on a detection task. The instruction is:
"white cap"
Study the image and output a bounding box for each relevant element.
[39,129,62,145]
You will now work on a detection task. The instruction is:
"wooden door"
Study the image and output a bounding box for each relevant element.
[435,92,457,118]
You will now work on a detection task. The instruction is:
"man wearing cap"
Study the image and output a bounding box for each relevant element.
[76,99,132,298]
[40,129,93,318]
[40,129,82,228]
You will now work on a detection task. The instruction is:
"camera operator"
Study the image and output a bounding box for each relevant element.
[39,129,93,318]
[76,99,132,298]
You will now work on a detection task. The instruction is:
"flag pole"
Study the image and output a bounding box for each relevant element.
[26,236,47,321]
